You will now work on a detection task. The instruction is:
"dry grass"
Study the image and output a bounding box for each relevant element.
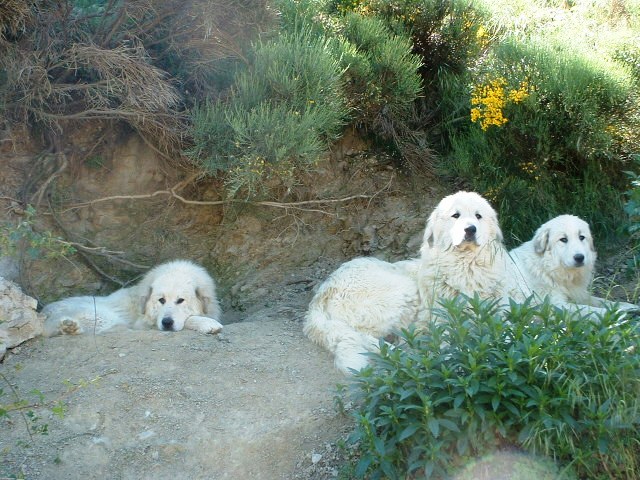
[0,0,273,161]
[0,0,33,38]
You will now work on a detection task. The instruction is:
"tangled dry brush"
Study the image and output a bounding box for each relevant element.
[0,0,271,160]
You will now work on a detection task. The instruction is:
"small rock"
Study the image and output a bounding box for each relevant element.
[311,453,322,464]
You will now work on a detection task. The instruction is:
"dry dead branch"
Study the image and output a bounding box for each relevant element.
[0,0,273,162]
[58,183,391,217]
[0,0,33,38]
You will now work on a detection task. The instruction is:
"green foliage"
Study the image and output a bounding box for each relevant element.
[189,26,348,197]
[439,36,639,244]
[0,205,75,260]
[190,1,425,196]
[338,13,422,121]
[347,295,640,479]
[623,155,640,273]
[624,155,640,239]
[325,0,486,171]
[335,0,488,79]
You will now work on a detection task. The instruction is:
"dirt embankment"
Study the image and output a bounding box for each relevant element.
[1,130,440,479]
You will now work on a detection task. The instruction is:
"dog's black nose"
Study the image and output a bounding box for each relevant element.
[161,317,174,330]
[464,225,477,236]
[574,254,585,265]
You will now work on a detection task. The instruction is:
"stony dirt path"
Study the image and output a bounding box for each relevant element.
[0,316,350,479]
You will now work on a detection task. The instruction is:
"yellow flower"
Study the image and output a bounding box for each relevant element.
[470,77,531,130]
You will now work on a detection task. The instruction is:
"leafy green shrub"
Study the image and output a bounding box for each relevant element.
[333,0,488,78]
[326,0,487,171]
[333,12,426,170]
[0,205,75,260]
[623,155,640,274]
[624,155,640,239]
[190,1,425,195]
[346,295,640,479]
[188,27,348,197]
[439,38,639,244]
[339,13,422,122]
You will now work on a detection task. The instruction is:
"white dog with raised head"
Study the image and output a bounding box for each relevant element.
[304,191,534,374]
[509,215,638,314]
[43,259,223,336]
[417,191,531,315]
[303,257,420,374]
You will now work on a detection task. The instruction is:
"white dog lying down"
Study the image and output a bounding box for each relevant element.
[43,260,223,336]
[509,214,639,315]
[303,257,421,374]
[305,191,531,374]
[417,191,531,315]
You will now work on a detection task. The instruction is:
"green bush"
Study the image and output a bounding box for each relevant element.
[439,38,639,244]
[625,156,640,238]
[189,1,425,195]
[623,155,640,273]
[327,0,487,171]
[333,0,488,78]
[347,295,640,479]
[0,205,75,260]
[188,27,348,197]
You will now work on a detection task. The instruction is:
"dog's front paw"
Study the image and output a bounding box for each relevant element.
[60,318,83,335]
[186,315,223,335]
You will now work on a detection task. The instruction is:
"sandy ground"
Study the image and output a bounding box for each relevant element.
[0,313,352,480]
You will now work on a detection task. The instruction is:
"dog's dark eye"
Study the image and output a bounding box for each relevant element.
[452,213,460,219]
[475,213,482,220]
[579,235,585,241]
[176,298,185,304]
[158,298,166,304]
[559,237,568,243]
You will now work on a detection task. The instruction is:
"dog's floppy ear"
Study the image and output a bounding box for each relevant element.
[196,286,220,319]
[586,233,596,253]
[139,286,152,314]
[420,211,436,256]
[532,227,550,254]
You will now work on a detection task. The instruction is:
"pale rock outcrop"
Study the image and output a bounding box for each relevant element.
[0,277,43,360]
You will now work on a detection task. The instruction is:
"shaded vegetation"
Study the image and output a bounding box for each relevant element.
[3,0,639,243]
[347,296,640,479]
[0,0,273,161]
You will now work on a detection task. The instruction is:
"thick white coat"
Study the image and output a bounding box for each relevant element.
[303,257,420,374]
[509,215,638,314]
[43,260,222,336]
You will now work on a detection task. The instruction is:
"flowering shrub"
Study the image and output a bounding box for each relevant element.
[470,77,530,130]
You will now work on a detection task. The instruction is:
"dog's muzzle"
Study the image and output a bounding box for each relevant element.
[573,253,585,267]
[161,317,174,331]
[463,224,477,242]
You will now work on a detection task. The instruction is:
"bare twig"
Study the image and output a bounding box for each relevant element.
[57,177,391,216]
[46,196,150,275]
[30,151,68,208]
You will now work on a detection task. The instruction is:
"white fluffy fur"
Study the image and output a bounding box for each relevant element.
[417,191,531,314]
[303,257,420,374]
[43,260,223,336]
[304,191,536,374]
[509,215,639,314]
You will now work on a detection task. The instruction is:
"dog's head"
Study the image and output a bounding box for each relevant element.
[421,191,503,254]
[531,214,596,270]
[141,278,209,332]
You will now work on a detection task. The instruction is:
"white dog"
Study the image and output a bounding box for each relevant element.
[417,191,531,315]
[43,260,223,336]
[303,257,421,374]
[304,191,531,374]
[509,215,638,315]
